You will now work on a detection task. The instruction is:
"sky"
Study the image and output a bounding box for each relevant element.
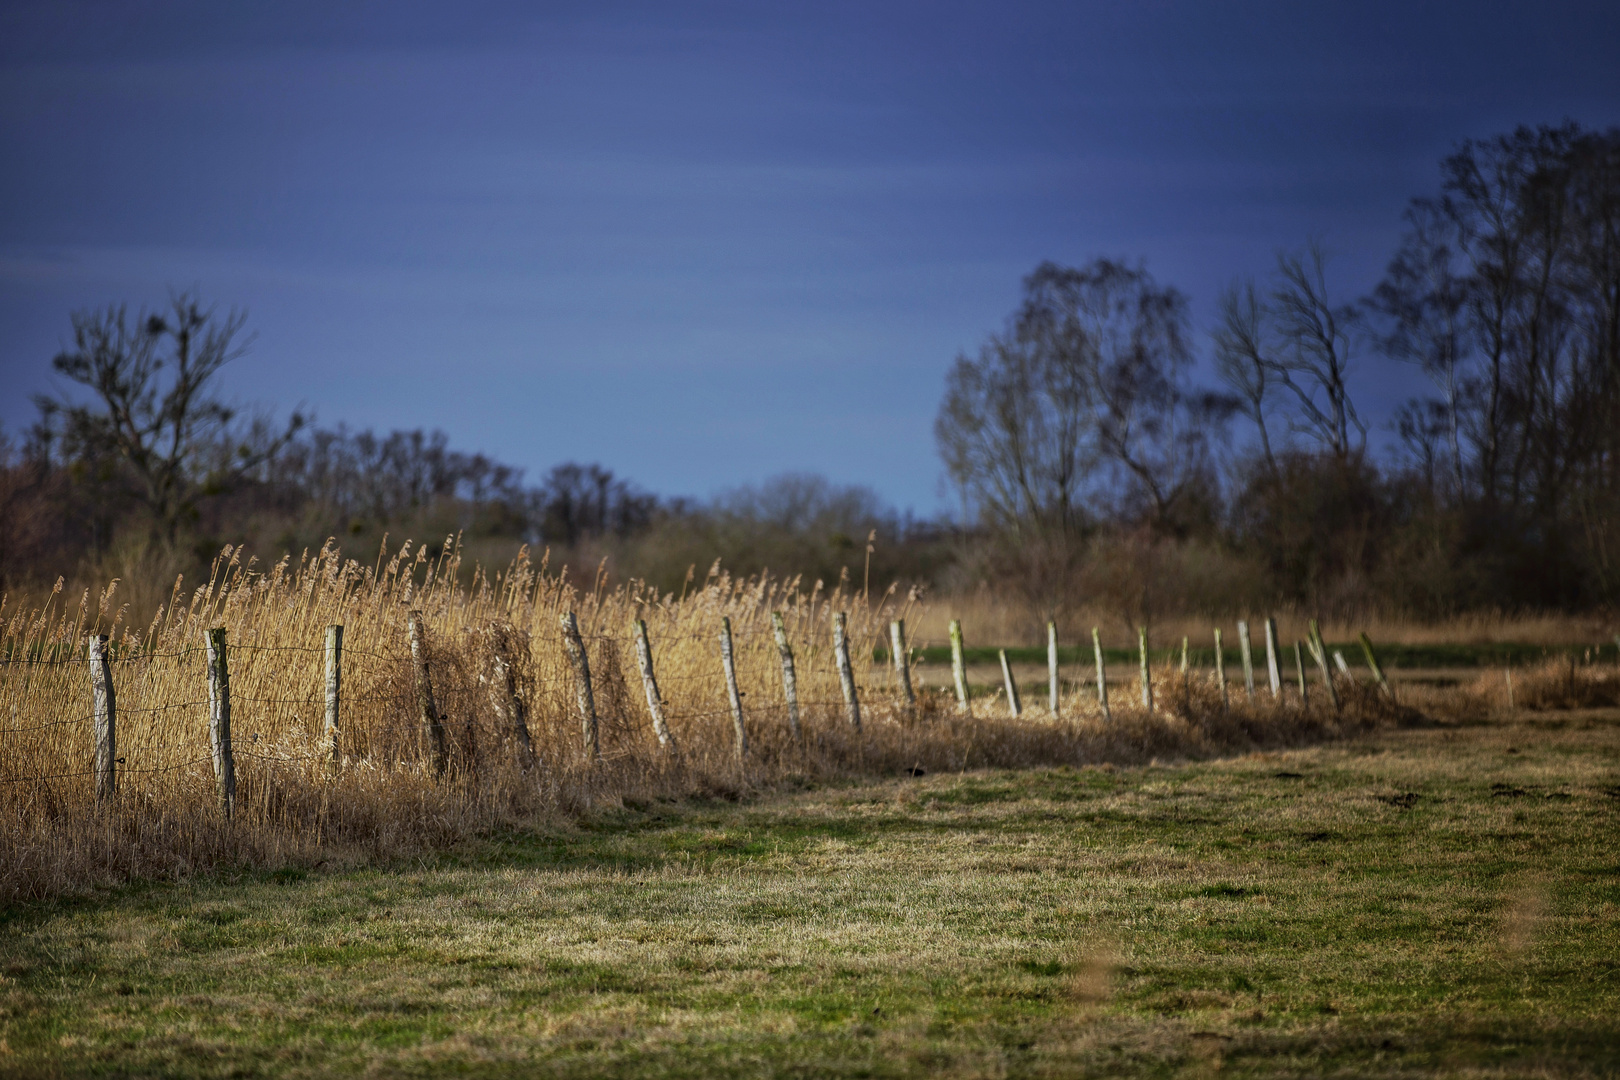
[2,1,1618,516]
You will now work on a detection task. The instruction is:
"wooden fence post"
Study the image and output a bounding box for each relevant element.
[632,619,676,754]
[891,619,917,716]
[204,628,236,816]
[1179,634,1190,713]
[719,616,748,757]
[949,619,970,714]
[323,624,342,767]
[1238,620,1255,699]
[770,611,801,740]
[1358,632,1393,699]
[559,611,601,762]
[1307,620,1338,711]
[408,611,451,777]
[1294,641,1308,705]
[1264,617,1282,699]
[88,634,116,804]
[833,612,862,731]
[1047,622,1060,715]
[1213,628,1229,711]
[1138,627,1153,711]
[999,649,1021,717]
[1092,627,1111,720]
[487,628,537,766]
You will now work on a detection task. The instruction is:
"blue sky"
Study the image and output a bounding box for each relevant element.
[3,1,1618,515]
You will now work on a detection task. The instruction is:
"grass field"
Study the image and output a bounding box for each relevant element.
[2,705,1616,1078]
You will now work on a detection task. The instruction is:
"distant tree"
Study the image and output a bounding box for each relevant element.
[1216,246,1364,462]
[538,463,656,546]
[1213,279,1280,478]
[936,258,1211,538]
[936,258,1225,625]
[1270,244,1365,457]
[34,293,304,545]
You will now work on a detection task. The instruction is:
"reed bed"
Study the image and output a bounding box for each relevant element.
[907,594,1619,652]
[1456,654,1620,712]
[1,540,1410,903]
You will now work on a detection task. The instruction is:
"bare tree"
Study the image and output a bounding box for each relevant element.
[1374,202,1471,494]
[935,327,1092,540]
[1270,244,1365,457]
[1213,279,1279,477]
[34,293,304,545]
[937,258,1205,538]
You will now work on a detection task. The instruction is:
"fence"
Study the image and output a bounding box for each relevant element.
[0,545,1423,903]
[4,596,1389,823]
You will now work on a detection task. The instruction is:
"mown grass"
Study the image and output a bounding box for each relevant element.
[2,709,1617,1078]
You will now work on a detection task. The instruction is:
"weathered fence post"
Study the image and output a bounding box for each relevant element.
[559,611,602,762]
[1092,627,1111,720]
[949,619,970,714]
[1294,641,1308,705]
[1238,620,1256,699]
[632,619,676,754]
[999,649,1022,717]
[719,616,748,757]
[488,628,537,766]
[1179,634,1191,713]
[323,624,342,767]
[1047,622,1060,715]
[204,628,236,816]
[1213,628,1229,711]
[1308,620,1338,711]
[1264,617,1282,699]
[770,611,801,740]
[833,612,862,731]
[1138,627,1153,711]
[891,619,917,716]
[88,634,116,804]
[407,611,451,776]
[1358,632,1393,699]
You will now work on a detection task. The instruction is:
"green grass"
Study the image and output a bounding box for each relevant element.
[3,711,1618,1077]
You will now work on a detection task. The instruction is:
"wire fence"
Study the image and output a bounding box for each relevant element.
[0,610,931,808]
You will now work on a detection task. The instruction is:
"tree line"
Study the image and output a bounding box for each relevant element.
[4,121,1616,624]
[0,295,925,598]
[937,121,1620,624]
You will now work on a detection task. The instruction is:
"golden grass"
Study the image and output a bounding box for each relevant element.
[1454,655,1620,712]
[907,592,1618,651]
[1,540,1408,904]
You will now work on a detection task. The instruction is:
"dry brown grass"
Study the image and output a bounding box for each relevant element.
[1,540,1411,904]
[1453,655,1620,712]
[907,591,1617,651]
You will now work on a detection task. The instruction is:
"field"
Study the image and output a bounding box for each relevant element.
[4,544,1619,1076]
[2,704,1617,1078]
[0,543,1414,903]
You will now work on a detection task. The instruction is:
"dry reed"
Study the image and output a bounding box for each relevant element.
[907,593,1618,652]
[1,540,1410,903]
[1459,655,1620,712]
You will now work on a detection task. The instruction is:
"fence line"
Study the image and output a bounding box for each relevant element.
[3,608,1391,809]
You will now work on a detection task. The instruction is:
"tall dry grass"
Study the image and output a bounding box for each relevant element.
[1455,655,1620,712]
[908,591,1619,652]
[1,540,1409,903]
